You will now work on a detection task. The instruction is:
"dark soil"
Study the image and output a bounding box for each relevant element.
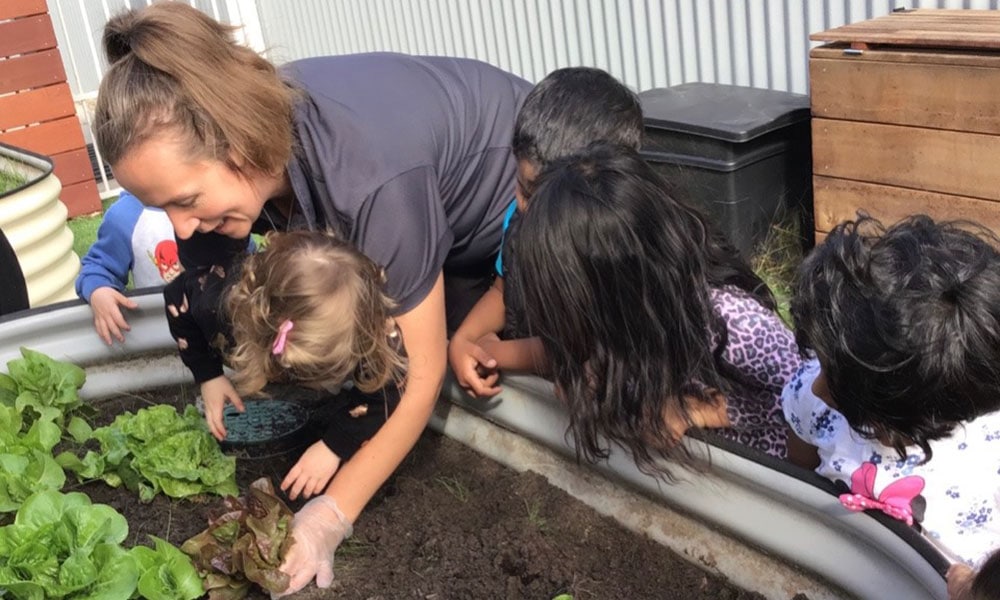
[76,384,767,600]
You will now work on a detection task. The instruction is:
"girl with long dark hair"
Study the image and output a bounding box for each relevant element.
[510,144,800,477]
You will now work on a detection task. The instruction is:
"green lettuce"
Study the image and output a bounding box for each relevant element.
[0,347,90,430]
[0,405,65,513]
[59,404,238,502]
[181,478,295,599]
[0,490,139,599]
[131,536,204,600]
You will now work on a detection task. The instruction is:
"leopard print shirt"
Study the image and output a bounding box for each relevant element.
[709,285,801,459]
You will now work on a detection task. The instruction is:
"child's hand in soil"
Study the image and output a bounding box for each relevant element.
[89,286,138,345]
[274,495,353,597]
[282,440,341,501]
[200,375,245,440]
[448,333,501,397]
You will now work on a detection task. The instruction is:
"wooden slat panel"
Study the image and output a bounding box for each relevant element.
[812,10,1000,49]
[0,15,55,58]
[50,148,93,188]
[0,0,47,21]
[810,58,1000,134]
[0,50,66,94]
[0,83,75,130]
[810,45,1000,69]
[812,118,1000,202]
[0,116,85,157]
[60,179,101,219]
[813,176,1000,235]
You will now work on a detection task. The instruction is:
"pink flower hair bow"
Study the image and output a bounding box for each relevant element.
[271,320,294,355]
[839,461,925,526]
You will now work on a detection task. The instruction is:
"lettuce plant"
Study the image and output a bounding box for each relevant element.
[0,490,139,599]
[181,478,295,600]
[0,405,65,514]
[131,536,204,600]
[59,404,238,502]
[0,347,91,431]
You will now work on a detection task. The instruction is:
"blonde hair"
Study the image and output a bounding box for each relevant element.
[226,231,406,396]
[94,1,296,175]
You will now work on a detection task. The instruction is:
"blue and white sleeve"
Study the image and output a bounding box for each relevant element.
[75,193,144,302]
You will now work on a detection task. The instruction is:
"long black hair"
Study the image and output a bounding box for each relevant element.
[509,144,774,477]
[792,215,1000,460]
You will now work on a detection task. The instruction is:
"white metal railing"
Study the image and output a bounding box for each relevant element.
[47,0,1000,200]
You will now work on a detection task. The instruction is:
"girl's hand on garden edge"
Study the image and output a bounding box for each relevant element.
[282,440,342,501]
[448,334,501,397]
[946,563,975,600]
[200,375,245,440]
[89,286,138,345]
[274,494,353,597]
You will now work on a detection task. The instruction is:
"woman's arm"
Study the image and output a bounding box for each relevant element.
[326,271,447,518]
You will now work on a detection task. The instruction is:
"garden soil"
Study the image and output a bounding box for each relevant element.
[79,383,771,600]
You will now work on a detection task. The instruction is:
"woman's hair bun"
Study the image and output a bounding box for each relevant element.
[102,9,142,64]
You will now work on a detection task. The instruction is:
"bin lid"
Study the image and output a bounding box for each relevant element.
[639,83,811,143]
[811,9,1000,51]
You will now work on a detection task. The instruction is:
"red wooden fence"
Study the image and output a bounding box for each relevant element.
[0,0,101,217]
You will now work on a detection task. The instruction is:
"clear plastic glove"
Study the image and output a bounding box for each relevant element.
[89,286,138,345]
[274,495,353,597]
[281,440,341,501]
[448,333,501,397]
[200,375,245,441]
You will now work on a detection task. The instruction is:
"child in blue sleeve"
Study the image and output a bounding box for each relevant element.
[75,190,181,345]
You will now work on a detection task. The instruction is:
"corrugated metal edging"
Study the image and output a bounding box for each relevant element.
[257,0,1000,93]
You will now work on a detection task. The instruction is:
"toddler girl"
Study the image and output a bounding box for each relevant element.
[783,215,1000,571]
[224,231,406,500]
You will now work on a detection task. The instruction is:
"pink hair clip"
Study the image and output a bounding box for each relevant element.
[271,319,294,355]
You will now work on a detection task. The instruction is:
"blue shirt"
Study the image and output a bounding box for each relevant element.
[494,200,518,276]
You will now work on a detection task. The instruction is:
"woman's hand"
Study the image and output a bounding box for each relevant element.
[274,495,353,597]
[199,375,245,440]
[89,286,138,345]
[282,440,341,501]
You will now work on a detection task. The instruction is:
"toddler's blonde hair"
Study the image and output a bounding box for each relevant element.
[226,231,405,396]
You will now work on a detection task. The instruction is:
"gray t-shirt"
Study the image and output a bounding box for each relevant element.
[284,53,531,313]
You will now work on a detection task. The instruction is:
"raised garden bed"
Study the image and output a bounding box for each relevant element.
[78,382,770,600]
[0,293,952,600]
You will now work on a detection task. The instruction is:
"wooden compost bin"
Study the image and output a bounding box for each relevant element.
[810,9,1000,241]
[0,0,101,217]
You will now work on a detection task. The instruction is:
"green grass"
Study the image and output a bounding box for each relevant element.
[750,214,805,325]
[523,498,548,531]
[0,168,27,195]
[67,195,116,259]
[435,475,471,503]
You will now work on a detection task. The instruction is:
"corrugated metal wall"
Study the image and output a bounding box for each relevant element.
[256,0,1000,93]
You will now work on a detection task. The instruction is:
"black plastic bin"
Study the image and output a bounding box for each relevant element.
[638,83,813,257]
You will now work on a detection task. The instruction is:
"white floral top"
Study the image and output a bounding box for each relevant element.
[782,358,1000,566]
